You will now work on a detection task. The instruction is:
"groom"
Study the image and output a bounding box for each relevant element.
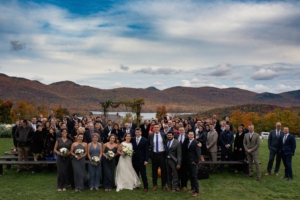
[132,128,149,192]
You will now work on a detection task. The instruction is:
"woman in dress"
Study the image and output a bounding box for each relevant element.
[53,128,72,191]
[88,133,102,190]
[102,134,118,191]
[233,125,246,173]
[70,133,88,192]
[111,123,122,143]
[197,126,207,166]
[115,133,141,192]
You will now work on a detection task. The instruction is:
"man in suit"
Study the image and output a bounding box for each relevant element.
[148,123,167,191]
[131,128,149,192]
[279,127,296,181]
[167,120,174,133]
[187,131,201,197]
[161,124,170,135]
[84,123,101,143]
[165,132,182,192]
[265,122,284,176]
[243,125,261,181]
[206,124,219,173]
[103,120,113,143]
[99,115,106,128]
[128,117,136,130]
[140,120,150,139]
[225,116,233,132]
[174,127,189,190]
[123,123,135,137]
[220,124,234,172]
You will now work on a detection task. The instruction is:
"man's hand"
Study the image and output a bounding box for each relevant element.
[247,149,252,153]
[144,161,148,165]
[176,165,181,169]
[197,143,202,147]
[239,148,242,151]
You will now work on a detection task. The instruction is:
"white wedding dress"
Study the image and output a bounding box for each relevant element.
[115,142,141,192]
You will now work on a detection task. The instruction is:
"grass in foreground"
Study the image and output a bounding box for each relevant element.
[0,138,299,200]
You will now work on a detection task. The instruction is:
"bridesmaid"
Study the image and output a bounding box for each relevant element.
[70,133,88,192]
[233,125,246,173]
[88,133,102,190]
[53,128,72,191]
[102,134,118,191]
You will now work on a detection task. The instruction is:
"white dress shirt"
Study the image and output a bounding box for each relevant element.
[153,133,165,152]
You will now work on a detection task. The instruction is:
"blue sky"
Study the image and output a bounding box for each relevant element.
[0,0,300,93]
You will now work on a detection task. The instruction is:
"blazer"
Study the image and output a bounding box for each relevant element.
[166,139,182,165]
[278,134,296,156]
[148,132,167,152]
[140,124,150,138]
[123,129,135,138]
[131,137,149,163]
[220,130,234,148]
[187,139,201,164]
[206,130,218,153]
[103,126,113,143]
[243,132,260,155]
[268,130,284,152]
[111,129,124,143]
[84,129,101,143]
[129,123,137,130]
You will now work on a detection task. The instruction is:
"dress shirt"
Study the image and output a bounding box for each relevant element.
[153,133,165,152]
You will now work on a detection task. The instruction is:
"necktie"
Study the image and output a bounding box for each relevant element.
[180,136,183,144]
[188,141,191,149]
[250,133,252,140]
[283,135,287,144]
[136,138,139,145]
[156,134,159,152]
[167,141,171,150]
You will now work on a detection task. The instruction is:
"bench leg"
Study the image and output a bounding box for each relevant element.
[6,159,12,170]
[0,164,3,175]
[243,163,249,175]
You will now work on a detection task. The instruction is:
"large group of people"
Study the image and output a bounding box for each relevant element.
[11,112,296,197]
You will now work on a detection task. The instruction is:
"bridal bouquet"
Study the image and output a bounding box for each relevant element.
[121,145,133,157]
[106,150,115,160]
[91,156,100,166]
[75,149,84,156]
[59,148,69,156]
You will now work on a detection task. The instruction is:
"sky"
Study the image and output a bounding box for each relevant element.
[0,0,300,93]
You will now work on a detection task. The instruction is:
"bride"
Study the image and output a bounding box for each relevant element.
[115,133,141,192]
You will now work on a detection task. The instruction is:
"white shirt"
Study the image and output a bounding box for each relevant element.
[179,134,185,142]
[153,133,165,152]
[136,136,141,145]
[283,133,289,144]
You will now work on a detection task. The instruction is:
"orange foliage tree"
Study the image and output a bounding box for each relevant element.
[156,105,167,121]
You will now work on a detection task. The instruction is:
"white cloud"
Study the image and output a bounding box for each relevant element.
[135,67,182,75]
[31,75,44,81]
[251,69,280,80]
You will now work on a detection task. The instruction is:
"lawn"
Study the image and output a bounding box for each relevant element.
[0,138,299,200]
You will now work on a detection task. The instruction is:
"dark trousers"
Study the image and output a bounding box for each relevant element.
[151,153,167,187]
[221,147,233,171]
[166,158,178,190]
[267,150,281,173]
[133,159,148,189]
[188,163,199,193]
[178,162,188,188]
[282,153,293,179]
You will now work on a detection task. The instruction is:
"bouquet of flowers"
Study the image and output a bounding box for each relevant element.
[121,145,134,157]
[91,156,100,166]
[59,148,69,156]
[106,150,115,160]
[75,149,84,156]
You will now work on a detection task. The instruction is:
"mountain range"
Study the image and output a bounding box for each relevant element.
[1,73,300,113]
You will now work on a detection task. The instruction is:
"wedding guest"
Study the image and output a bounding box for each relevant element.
[197,126,207,165]
[84,122,100,143]
[233,125,245,173]
[148,124,167,191]
[95,122,104,142]
[165,132,182,192]
[70,133,88,192]
[12,120,19,151]
[206,124,218,173]
[87,133,102,190]
[102,134,118,191]
[187,131,201,197]
[103,120,113,143]
[54,128,72,191]
[220,124,234,172]
[15,119,34,173]
[140,120,150,139]
[70,123,79,142]
[175,127,188,190]
[115,133,141,192]
[131,128,149,192]
[111,123,123,143]
[31,125,45,173]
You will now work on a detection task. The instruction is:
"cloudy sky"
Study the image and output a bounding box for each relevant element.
[1,0,300,93]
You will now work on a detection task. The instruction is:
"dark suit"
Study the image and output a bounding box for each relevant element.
[165,139,182,190]
[148,132,167,187]
[267,129,284,174]
[123,129,135,138]
[220,130,234,171]
[84,129,101,143]
[140,124,150,139]
[131,137,149,189]
[111,129,124,143]
[279,134,296,179]
[174,134,189,188]
[103,126,112,143]
[187,139,201,194]
[129,123,136,131]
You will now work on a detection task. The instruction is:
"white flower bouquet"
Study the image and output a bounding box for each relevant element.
[121,145,133,157]
[91,156,100,166]
[59,148,69,156]
[75,149,84,156]
[106,150,115,160]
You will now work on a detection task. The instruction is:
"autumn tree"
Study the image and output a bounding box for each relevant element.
[156,105,167,121]
[10,100,36,121]
[242,112,261,132]
[230,110,244,132]
[52,105,70,120]
[36,105,48,118]
[0,99,13,123]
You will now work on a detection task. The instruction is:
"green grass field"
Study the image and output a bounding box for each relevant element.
[0,138,299,200]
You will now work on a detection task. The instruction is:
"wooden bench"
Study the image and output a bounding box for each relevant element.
[4,151,18,155]
[199,160,249,174]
